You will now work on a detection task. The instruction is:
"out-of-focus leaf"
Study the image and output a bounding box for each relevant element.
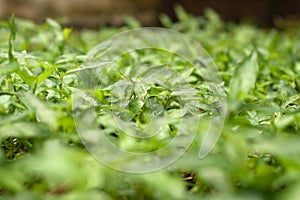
[0,122,47,138]
[21,93,57,129]
[253,135,300,156]
[277,182,300,200]
[0,165,24,192]
[141,171,185,199]
[274,113,299,130]
[46,18,61,30]
[8,15,16,62]
[0,61,19,76]
[159,14,173,28]
[229,51,258,100]
[17,68,36,87]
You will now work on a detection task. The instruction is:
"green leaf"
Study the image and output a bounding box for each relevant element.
[147,86,165,96]
[159,14,173,28]
[229,51,259,100]
[274,113,300,130]
[63,28,72,41]
[141,172,185,199]
[46,18,61,30]
[128,98,143,116]
[0,61,19,76]
[17,68,36,87]
[8,15,16,62]
[123,16,141,28]
[174,4,189,22]
[36,62,57,86]
[0,122,47,138]
[21,93,57,129]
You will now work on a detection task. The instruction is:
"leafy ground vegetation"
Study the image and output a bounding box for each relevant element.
[0,6,300,200]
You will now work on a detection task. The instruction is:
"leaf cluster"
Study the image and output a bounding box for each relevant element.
[0,6,300,200]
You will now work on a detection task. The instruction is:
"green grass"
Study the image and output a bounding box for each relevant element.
[0,6,300,199]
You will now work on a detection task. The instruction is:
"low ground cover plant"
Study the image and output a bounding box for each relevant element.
[0,6,300,200]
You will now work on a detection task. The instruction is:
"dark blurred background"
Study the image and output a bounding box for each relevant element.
[0,0,300,27]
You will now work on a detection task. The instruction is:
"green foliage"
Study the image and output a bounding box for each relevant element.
[0,6,300,200]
